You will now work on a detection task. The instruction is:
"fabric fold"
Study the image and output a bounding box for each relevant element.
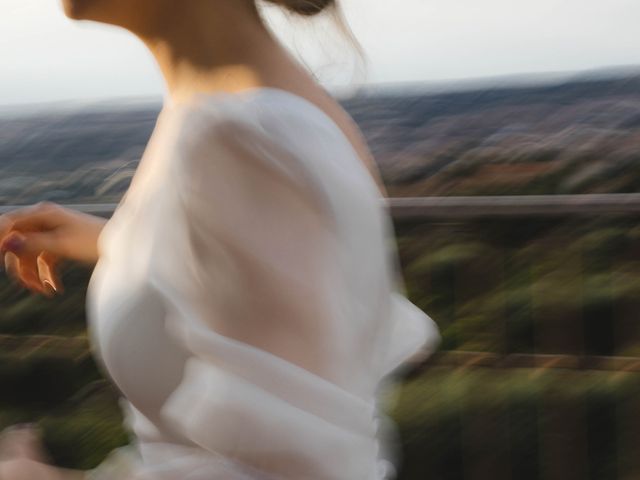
[382,291,441,378]
[158,355,379,479]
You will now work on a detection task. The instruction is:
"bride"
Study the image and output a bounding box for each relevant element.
[0,1,439,479]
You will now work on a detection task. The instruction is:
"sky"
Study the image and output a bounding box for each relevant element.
[1,0,640,106]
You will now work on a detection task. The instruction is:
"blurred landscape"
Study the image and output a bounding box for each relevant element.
[2,69,640,204]
[1,69,640,479]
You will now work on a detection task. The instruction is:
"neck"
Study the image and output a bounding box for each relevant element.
[134,0,302,106]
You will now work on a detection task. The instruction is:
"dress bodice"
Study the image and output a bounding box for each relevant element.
[85,88,440,480]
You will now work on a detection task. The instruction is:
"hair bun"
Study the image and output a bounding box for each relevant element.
[268,0,335,16]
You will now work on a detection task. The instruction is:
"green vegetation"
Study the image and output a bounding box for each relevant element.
[1,215,639,478]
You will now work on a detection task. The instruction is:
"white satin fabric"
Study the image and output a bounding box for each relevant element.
[85,88,440,480]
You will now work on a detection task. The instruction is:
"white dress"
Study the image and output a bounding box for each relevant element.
[85,87,440,480]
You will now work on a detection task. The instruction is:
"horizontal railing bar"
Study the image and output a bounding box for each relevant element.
[387,193,640,218]
[4,335,640,373]
[0,334,87,348]
[0,334,88,360]
[0,203,117,216]
[3,193,640,218]
[411,350,640,373]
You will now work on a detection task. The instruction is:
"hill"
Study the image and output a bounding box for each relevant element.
[1,69,640,204]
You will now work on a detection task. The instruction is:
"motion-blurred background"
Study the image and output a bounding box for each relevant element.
[2,1,640,479]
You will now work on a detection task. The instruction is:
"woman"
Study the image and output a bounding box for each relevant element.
[0,0,440,478]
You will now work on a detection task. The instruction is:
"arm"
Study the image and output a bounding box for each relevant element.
[0,202,108,295]
[0,458,87,480]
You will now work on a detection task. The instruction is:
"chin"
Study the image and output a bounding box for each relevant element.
[60,0,96,20]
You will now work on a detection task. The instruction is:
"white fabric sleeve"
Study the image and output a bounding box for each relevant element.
[154,102,344,380]
[145,103,380,480]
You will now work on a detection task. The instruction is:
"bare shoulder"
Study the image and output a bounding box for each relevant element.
[161,94,263,149]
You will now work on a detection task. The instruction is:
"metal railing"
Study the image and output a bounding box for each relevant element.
[4,192,640,217]
[385,193,640,218]
[3,193,640,373]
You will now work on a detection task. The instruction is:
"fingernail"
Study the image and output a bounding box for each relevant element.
[1,236,24,253]
[43,280,57,295]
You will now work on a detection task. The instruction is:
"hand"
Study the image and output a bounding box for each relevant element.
[0,425,55,480]
[0,457,67,480]
[0,425,87,480]
[0,424,50,463]
[0,201,108,297]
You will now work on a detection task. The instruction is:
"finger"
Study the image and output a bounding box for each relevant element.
[17,254,50,297]
[37,252,64,295]
[3,252,45,296]
[0,232,63,296]
[4,251,20,285]
[0,231,27,256]
[1,230,60,259]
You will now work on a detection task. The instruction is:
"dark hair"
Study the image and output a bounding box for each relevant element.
[260,0,368,86]
[264,0,335,16]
